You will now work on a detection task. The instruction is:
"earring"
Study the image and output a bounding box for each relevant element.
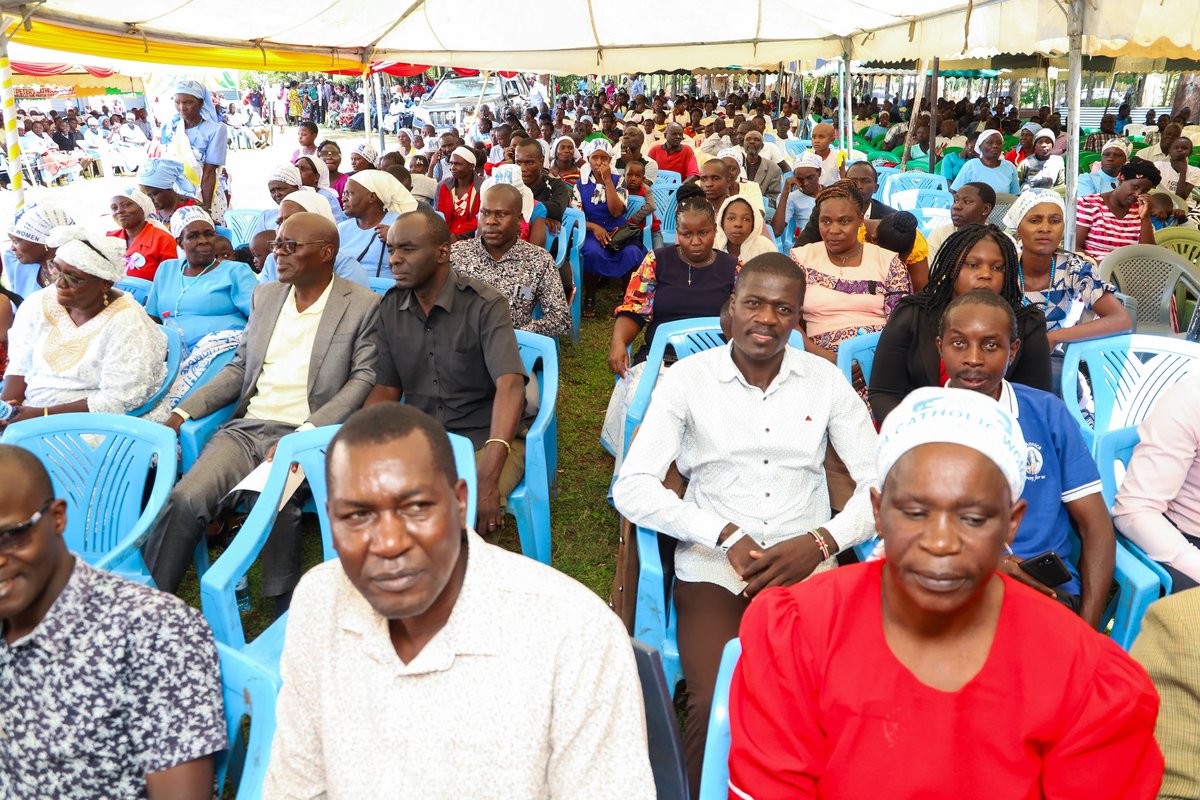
[103,293,109,308]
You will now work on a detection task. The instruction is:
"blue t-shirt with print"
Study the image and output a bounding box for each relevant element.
[1007,382,1102,596]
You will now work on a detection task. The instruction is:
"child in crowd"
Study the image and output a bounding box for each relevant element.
[619,160,661,249]
[1149,192,1187,230]
[249,230,274,274]
[212,236,236,265]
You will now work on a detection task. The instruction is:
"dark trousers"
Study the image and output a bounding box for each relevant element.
[143,418,302,596]
[675,579,750,800]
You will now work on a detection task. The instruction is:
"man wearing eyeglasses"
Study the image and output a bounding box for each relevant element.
[0,445,226,799]
[143,212,380,618]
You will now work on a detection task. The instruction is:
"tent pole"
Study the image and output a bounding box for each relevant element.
[1064,0,1085,251]
[1102,71,1118,117]
[841,40,851,155]
[0,34,23,210]
[930,57,940,174]
[374,72,386,153]
[776,62,784,118]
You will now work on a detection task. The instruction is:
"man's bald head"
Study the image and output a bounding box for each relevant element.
[484,183,523,214]
[276,212,338,283]
[279,211,338,248]
[0,445,53,506]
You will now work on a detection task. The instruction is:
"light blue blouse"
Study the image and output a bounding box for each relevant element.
[145,258,257,349]
[950,157,1020,195]
[338,212,400,279]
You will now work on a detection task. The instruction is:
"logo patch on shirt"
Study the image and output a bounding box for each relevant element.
[1025,443,1044,480]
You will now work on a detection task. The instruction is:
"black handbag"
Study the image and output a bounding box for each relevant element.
[604,221,644,253]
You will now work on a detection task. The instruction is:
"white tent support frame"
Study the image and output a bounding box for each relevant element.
[1065,0,1084,251]
[0,4,36,211]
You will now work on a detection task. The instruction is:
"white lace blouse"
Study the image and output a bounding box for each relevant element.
[7,288,168,421]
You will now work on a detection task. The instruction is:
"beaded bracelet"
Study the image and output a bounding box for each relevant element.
[809,529,831,560]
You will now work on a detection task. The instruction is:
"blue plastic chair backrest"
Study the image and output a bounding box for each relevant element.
[553,207,585,268]
[623,194,653,251]
[515,330,559,488]
[1060,334,1200,447]
[1,413,176,569]
[697,638,742,800]
[762,133,777,143]
[836,330,882,386]
[214,642,278,799]
[913,207,952,237]
[116,277,153,306]
[656,170,682,186]
[368,276,393,296]
[652,184,679,241]
[128,326,184,418]
[879,172,949,205]
[872,166,900,200]
[224,208,265,248]
[623,318,805,456]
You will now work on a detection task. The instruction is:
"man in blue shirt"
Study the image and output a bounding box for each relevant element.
[1078,140,1128,197]
[938,129,978,185]
[938,289,1116,629]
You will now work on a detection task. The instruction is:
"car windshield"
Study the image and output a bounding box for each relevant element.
[427,77,501,102]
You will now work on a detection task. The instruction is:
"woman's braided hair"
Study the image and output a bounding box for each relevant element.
[813,179,866,219]
[917,223,1022,312]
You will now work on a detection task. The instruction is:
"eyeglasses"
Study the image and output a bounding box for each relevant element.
[56,271,101,288]
[270,239,330,255]
[0,500,51,553]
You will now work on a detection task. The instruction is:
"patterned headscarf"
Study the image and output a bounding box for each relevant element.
[353,142,380,167]
[170,205,214,239]
[139,158,194,195]
[11,204,75,245]
[46,225,125,283]
[481,165,535,221]
[267,163,304,189]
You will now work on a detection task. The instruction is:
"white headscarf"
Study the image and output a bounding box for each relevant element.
[347,171,418,215]
[451,145,477,166]
[717,147,744,170]
[877,386,1027,499]
[46,225,126,283]
[11,204,75,245]
[1033,128,1056,144]
[792,151,823,172]
[976,129,1002,151]
[267,163,304,189]
[280,190,335,222]
[170,205,214,239]
[111,187,156,220]
[1101,138,1130,155]
[1002,189,1065,231]
[296,153,331,190]
[481,164,536,222]
[714,193,774,261]
[547,135,577,168]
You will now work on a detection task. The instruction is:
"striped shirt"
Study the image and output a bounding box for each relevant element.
[1076,193,1144,261]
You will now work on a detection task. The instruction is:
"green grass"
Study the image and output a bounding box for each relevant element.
[179,283,630,636]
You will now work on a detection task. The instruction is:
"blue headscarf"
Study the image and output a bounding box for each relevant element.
[172,80,218,125]
[140,158,197,196]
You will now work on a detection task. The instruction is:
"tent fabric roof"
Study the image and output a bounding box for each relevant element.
[4,0,1200,73]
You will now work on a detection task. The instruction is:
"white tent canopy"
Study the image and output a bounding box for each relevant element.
[5,0,1198,74]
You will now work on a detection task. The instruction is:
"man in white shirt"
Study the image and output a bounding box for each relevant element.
[265,403,656,799]
[528,75,549,111]
[145,213,380,614]
[613,254,878,794]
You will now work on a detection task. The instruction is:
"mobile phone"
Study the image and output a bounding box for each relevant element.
[1018,551,1073,588]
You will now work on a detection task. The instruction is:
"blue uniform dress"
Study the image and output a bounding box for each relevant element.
[145,258,257,350]
[160,118,228,167]
[338,212,400,279]
[1078,170,1119,197]
[1002,380,1103,596]
[950,157,1020,195]
[576,177,646,278]
[2,251,45,299]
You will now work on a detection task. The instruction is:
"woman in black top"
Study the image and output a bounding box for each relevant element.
[607,191,740,374]
[868,223,1051,425]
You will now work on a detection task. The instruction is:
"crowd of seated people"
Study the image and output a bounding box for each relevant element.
[7,78,1200,799]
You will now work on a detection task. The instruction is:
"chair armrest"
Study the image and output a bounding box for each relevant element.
[633,525,669,650]
[1109,538,1162,650]
[179,403,238,473]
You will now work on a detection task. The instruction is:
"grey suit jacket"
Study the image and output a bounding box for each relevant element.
[179,275,380,428]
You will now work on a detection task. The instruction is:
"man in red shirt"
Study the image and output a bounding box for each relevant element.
[646,123,699,179]
[727,387,1164,799]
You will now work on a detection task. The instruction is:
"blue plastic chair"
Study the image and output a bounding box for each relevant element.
[913,207,953,237]
[890,188,952,212]
[201,425,478,657]
[762,133,777,144]
[656,169,682,186]
[128,326,184,419]
[214,642,278,800]
[507,331,558,564]
[1060,334,1200,452]
[652,184,680,246]
[116,276,153,306]
[879,172,949,206]
[623,194,655,252]
[871,166,900,200]
[628,319,803,695]
[555,207,585,342]
[1,413,177,584]
[697,638,741,800]
[368,276,393,296]
[835,330,881,388]
[1094,425,1174,598]
[178,356,242,474]
[224,208,265,248]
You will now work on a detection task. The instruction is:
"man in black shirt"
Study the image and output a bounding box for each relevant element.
[368,209,529,541]
[514,137,571,233]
